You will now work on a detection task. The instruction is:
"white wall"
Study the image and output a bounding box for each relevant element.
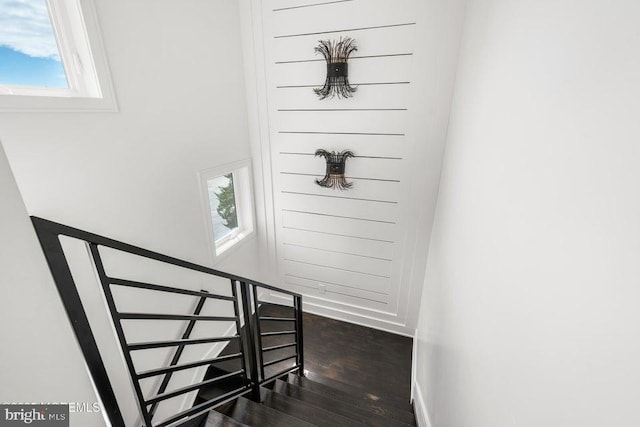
[0,1,261,425]
[0,142,105,426]
[414,0,640,426]
[0,0,253,270]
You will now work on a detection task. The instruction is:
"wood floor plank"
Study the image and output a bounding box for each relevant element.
[204,410,250,427]
[259,304,413,409]
[261,387,366,427]
[199,303,415,426]
[217,396,317,427]
[272,380,413,427]
[287,373,416,425]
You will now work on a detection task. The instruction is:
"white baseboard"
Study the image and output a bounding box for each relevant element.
[413,381,432,427]
[411,328,418,402]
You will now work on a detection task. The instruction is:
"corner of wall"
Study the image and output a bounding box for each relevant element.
[411,327,432,427]
[411,327,418,402]
[412,381,432,427]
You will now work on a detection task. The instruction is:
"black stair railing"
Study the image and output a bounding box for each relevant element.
[31,217,304,427]
[251,286,305,384]
[147,290,209,419]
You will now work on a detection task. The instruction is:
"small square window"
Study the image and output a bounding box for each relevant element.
[200,160,255,262]
[207,173,239,245]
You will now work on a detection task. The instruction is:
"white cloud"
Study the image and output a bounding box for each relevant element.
[0,0,61,59]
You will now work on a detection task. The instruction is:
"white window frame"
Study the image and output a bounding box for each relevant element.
[199,159,256,264]
[0,0,117,112]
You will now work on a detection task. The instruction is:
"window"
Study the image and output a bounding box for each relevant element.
[0,0,68,90]
[0,0,116,111]
[200,160,255,262]
[208,173,239,245]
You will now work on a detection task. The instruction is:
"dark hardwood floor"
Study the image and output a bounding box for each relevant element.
[259,304,413,407]
[197,303,415,426]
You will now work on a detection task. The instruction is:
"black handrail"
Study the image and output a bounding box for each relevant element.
[31,217,301,296]
[31,217,304,427]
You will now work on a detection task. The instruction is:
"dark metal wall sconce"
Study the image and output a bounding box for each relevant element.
[314,37,358,100]
[315,149,355,190]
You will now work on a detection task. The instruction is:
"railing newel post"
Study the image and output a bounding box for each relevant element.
[295,295,305,376]
[239,281,261,402]
[252,285,266,381]
[230,280,250,388]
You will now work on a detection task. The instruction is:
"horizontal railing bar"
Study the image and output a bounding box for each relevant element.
[145,369,245,406]
[30,217,302,298]
[250,282,301,297]
[263,354,297,368]
[262,342,297,352]
[259,317,296,322]
[128,335,240,351]
[108,277,235,301]
[155,385,252,427]
[119,313,237,322]
[256,301,294,309]
[261,330,296,337]
[30,216,306,427]
[136,353,243,379]
[261,365,301,384]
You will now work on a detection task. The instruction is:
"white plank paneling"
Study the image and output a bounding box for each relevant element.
[280,192,398,223]
[278,153,403,181]
[280,173,401,202]
[270,0,356,12]
[283,244,392,277]
[272,0,416,38]
[259,0,422,329]
[282,227,394,259]
[277,110,408,135]
[284,260,390,294]
[274,132,408,158]
[274,24,415,63]
[274,83,411,110]
[274,55,413,87]
[284,275,390,306]
[282,210,397,242]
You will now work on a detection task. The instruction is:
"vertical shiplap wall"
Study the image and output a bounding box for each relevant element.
[247,0,462,334]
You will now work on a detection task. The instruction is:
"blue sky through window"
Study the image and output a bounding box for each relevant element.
[0,0,68,89]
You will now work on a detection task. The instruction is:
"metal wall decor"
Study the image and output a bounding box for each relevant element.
[314,37,358,100]
[315,149,355,190]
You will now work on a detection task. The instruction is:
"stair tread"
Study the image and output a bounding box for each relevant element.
[204,410,250,427]
[197,368,247,403]
[175,412,209,427]
[303,371,414,413]
[287,374,416,425]
[218,396,317,427]
[272,379,414,427]
[260,387,367,427]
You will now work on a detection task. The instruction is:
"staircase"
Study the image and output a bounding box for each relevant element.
[198,372,415,427]
[193,303,416,427]
[32,217,415,427]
